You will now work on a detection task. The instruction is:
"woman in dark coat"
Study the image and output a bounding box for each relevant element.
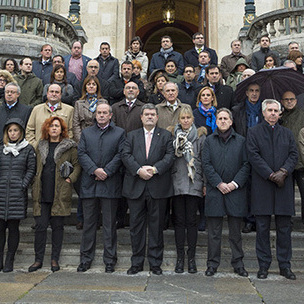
[202,108,250,277]
[169,104,206,274]
[193,86,218,136]
[28,116,80,273]
[0,118,36,272]
[148,73,169,105]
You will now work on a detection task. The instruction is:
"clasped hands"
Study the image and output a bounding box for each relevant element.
[217,182,236,195]
[94,168,108,181]
[269,168,288,188]
[138,165,156,180]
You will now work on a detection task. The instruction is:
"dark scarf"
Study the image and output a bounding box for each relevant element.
[246,99,262,128]
[198,103,217,132]
[218,127,232,142]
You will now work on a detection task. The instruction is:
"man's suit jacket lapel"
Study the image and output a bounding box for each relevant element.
[147,127,161,159]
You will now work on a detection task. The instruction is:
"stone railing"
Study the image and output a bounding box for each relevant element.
[0,5,87,60]
[239,7,304,56]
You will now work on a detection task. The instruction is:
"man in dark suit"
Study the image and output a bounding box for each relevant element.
[184,32,218,67]
[122,103,175,275]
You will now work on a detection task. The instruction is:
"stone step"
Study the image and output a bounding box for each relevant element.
[9,227,304,272]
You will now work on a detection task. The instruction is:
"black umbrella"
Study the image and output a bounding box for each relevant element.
[235,67,304,102]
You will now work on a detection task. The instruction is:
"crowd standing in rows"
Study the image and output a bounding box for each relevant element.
[0,33,303,282]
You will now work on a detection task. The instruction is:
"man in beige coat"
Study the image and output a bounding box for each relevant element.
[26,84,74,148]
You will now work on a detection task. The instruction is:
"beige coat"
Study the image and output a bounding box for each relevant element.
[72,98,107,144]
[32,139,81,217]
[156,99,185,129]
[26,102,74,149]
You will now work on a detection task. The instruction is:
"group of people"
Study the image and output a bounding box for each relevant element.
[0,33,303,281]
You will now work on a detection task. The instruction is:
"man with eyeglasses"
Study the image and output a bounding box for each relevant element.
[280,91,304,224]
[73,60,110,102]
[184,32,218,68]
[178,65,203,109]
[64,41,91,82]
[0,82,32,143]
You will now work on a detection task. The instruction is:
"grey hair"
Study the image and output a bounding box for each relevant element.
[5,82,21,94]
[216,108,233,121]
[96,100,112,114]
[262,99,281,112]
[162,81,179,93]
[141,103,158,115]
[283,60,296,67]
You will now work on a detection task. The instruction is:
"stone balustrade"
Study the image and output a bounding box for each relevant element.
[240,7,304,57]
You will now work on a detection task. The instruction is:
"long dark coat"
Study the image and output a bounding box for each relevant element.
[0,142,36,220]
[247,121,298,215]
[202,128,250,217]
[78,121,125,199]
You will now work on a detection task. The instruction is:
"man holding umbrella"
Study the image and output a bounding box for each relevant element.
[232,83,263,233]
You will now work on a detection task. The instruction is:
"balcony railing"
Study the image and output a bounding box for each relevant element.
[0,6,80,48]
[240,7,304,56]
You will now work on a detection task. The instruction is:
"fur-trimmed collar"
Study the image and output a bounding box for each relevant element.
[37,138,77,165]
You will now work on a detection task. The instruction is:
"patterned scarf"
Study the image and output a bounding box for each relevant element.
[197,64,209,83]
[173,124,197,182]
[198,103,217,132]
[86,93,98,113]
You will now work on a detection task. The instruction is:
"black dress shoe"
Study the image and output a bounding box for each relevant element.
[242,223,256,233]
[257,268,268,279]
[234,267,248,277]
[77,262,91,272]
[188,258,197,274]
[127,265,143,275]
[51,260,60,272]
[28,262,43,273]
[280,268,296,280]
[205,266,217,276]
[175,258,184,273]
[105,264,115,273]
[76,222,83,230]
[150,266,162,275]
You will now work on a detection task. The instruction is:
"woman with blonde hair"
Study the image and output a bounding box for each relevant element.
[169,104,206,273]
[0,118,36,272]
[193,87,218,135]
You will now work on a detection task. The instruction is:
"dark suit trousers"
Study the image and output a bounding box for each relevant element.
[172,195,199,259]
[80,198,118,265]
[128,190,167,268]
[207,216,244,269]
[255,215,292,270]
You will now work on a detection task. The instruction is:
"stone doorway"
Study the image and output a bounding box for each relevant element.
[126,0,208,59]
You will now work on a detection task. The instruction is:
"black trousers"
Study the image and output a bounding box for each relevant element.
[128,190,167,268]
[207,216,244,269]
[172,195,199,259]
[255,215,292,270]
[34,203,65,263]
[0,219,20,256]
[294,169,304,223]
[80,197,118,265]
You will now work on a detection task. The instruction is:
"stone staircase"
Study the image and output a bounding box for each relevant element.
[11,189,304,273]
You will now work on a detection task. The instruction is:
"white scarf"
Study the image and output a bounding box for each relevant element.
[3,138,29,156]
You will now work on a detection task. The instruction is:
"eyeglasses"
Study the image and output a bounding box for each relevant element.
[125,86,138,90]
[0,79,7,83]
[5,90,18,94]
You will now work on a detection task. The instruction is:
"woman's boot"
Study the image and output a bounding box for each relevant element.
[3,252,15,272]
